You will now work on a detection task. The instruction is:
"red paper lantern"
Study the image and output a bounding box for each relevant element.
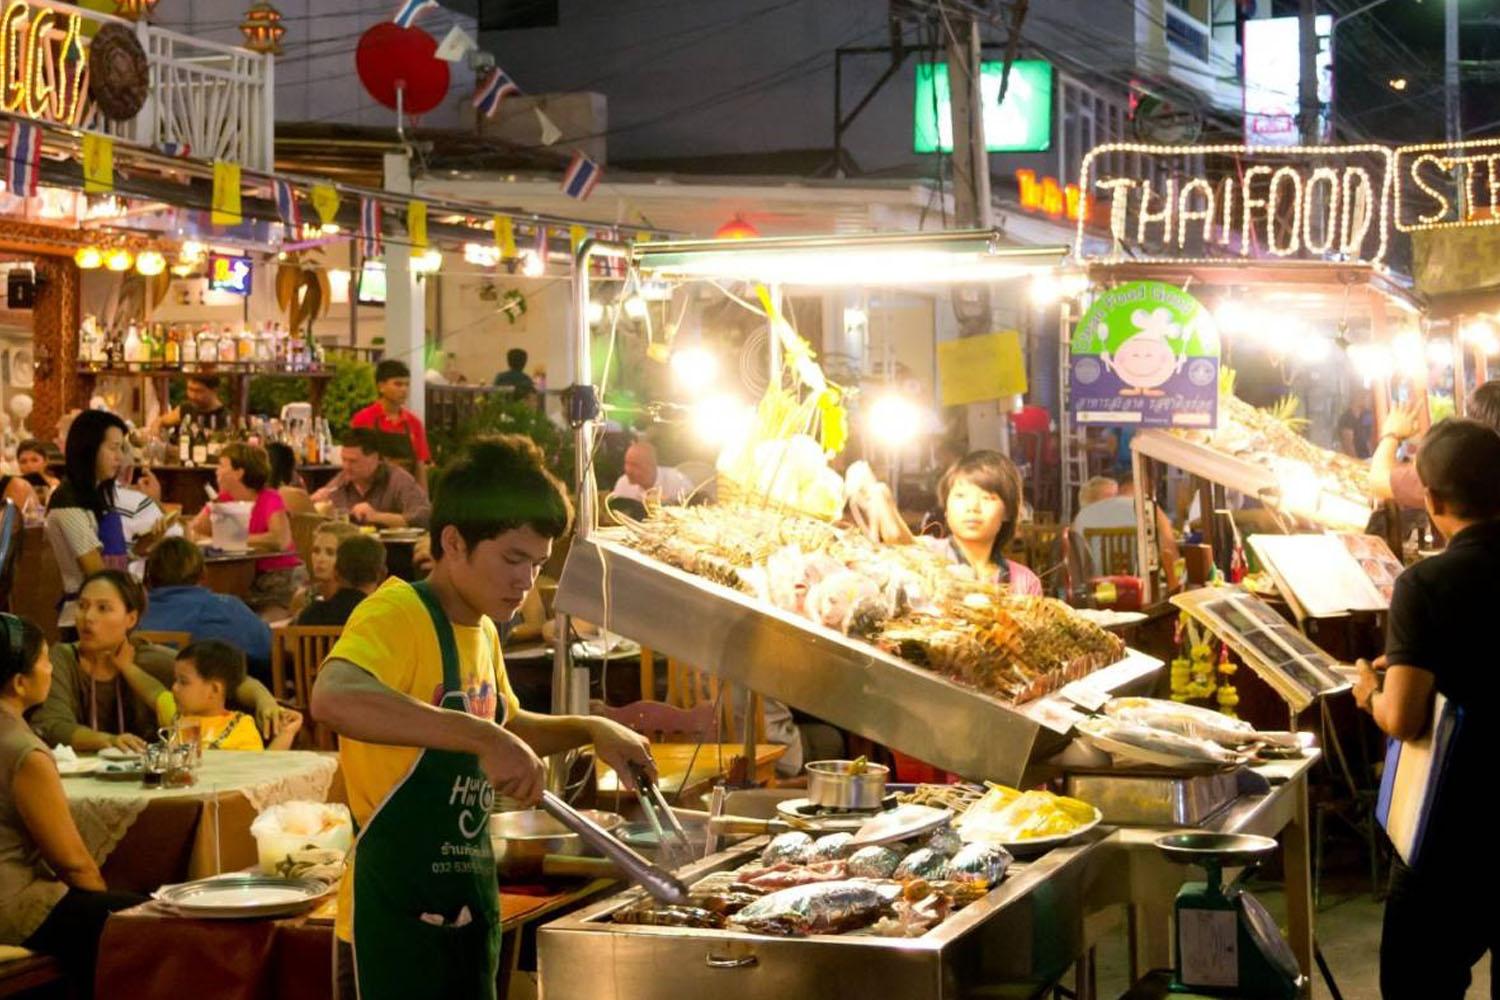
[355,23,450,115]
[715,214,759,240]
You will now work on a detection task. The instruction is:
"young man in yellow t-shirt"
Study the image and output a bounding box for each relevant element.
[310,435,654,1000]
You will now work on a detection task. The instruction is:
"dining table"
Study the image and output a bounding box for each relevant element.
[62,749,342,894]
[200,547,263,599]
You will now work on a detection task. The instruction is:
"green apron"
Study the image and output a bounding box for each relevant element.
[350,580,501,999]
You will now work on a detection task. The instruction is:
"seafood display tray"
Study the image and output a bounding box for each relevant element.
[1063,767,1270,827]
[556,533,1162,785]
[538,834,1105,1000]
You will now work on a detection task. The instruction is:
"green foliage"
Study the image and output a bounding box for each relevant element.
[320,359,377,436]
[246,375,312,418]
[429,392,574,484]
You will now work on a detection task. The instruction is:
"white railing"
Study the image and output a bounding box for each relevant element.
[37,1,274,171]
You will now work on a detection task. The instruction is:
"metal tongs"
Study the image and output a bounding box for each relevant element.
[539,791,689,906]
[629,761,694,868]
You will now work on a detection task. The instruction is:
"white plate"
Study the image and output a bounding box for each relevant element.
[56,757,101,776]
[153,874,330,919]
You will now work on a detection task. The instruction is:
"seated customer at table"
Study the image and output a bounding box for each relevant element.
[267,442,316,515]
[31,570,280,752]
[296,534,386,627]
[920,450,1043,596]
[0,612,146,992]
[159,641,300,751]
[15,438,58,502]
[310,429,430,529]
[290,520,360,617]
[140,537,273,683]
[190,442,307,618]
[1071,474,1181,590]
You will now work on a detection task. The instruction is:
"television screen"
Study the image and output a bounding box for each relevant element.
[207,254,252,296]
[357,260,386,305]
[913,60,1053,154]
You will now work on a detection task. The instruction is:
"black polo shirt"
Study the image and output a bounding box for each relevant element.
[1384,519,1500,873]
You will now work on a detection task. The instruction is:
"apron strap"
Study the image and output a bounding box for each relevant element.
[410,580,463,697]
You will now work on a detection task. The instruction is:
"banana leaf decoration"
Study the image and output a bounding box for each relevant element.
[276,249,332,336]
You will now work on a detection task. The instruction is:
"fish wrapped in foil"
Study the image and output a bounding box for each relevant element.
[946,842,1012,887]
[761,831,815,866]
[809,833,855,862]
[893,847,949,881]
[923,825,963,857]
[846,845,903,879]
[612,904,726,929]
[730,880,891,936]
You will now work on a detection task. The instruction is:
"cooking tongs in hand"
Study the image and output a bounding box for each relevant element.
[629,760,694,867]
[539,791,689,906]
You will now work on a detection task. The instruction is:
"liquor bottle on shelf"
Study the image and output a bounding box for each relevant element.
[191,420,208,467]
[196,324,216,367]
[218,325,237,364]
[106,326,124,369]
[207,426,225,463]
[178,323,195,366]
[164,325,181,367]
[149,323,166,368]
[78,316,100,368]
[178,416,193,466]
[235,324,253,363]
[123,321,144,372]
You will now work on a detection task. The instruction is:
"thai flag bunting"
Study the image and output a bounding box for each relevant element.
[472,67,521,119]
[392,0,439,28]
[273,178,300,230]
[360,196,382,258]
[158,141,192,157]
[560,151,601,201]
[5,121,42,197]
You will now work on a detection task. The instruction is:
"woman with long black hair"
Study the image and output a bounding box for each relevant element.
[44,410,129,640]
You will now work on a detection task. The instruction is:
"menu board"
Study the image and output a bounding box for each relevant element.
[1248,533,1403,618]
[1172,587,1351,712]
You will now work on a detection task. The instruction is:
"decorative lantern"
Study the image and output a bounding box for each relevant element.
[74,246,103,270]
[113,0,159,20]
[241,2,286,55]
[714,214,759,240]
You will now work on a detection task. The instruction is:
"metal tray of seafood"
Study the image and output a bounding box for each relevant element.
[1063,766,1269,827]
[556,534,1161,785]
[538,834,1107,1000]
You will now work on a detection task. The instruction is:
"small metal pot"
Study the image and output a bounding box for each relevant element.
[489,808,623,880]
[805,759,889,811]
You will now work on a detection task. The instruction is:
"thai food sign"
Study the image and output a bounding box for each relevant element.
[1069,281,1220,429]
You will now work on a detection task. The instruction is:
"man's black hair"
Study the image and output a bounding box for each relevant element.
[431,435,573,559]
[375,358,410,383]
[1416,418,1500,520]
[506,348,527,371]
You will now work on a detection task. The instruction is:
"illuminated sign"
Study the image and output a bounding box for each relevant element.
[208,253,252,295]
[1243,15,1332,147]
[1076,143,1393,265]
[357,260,386,305]
[1393,138,1500,232]
[1016,169,1091,223]
[914,60,1053,154]
[0,1,89,126]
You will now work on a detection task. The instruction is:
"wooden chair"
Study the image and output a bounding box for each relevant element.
[665,658,766,745]
[588,698,720,744]
[290,512,330,570]
[136,630,194,650]
[272,625,344,748]
[1082,526,1138,577]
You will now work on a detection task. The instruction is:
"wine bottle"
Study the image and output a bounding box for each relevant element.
[123,321,144,372]
[191,421,208,467]
[178,415,193,466]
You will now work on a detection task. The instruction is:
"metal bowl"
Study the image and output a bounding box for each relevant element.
[806,759,890,811]
[490,808,623,879]
[1153,832,1279,868]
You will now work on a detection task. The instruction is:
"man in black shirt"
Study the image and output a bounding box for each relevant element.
[153,374,230,433]
[1354,418,1500,998]
[492,348,536,399]
[296,534,387,627]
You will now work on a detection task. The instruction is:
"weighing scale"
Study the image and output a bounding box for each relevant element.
[1155,833,1306,998]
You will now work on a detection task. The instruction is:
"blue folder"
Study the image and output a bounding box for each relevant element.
[1376,692,1463,868]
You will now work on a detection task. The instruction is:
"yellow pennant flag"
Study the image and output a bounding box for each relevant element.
[494,214,516,257]
[211,160,242,226]
[407,200,427,251]
[569,225,586,254]
[310,184,340,226]
[636,229,653,244]
[82,134,113,193]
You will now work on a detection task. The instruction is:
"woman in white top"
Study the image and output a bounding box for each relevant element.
[43,411,129,641]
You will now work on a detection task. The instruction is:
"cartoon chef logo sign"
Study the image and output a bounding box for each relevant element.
[1070,281,1220,429]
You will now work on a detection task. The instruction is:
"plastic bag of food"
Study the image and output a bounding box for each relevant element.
[250,801,354,877]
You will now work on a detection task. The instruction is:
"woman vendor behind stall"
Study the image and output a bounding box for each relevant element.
[44,411,130,640]
[30,570,279,752]
[924,450,1043,596]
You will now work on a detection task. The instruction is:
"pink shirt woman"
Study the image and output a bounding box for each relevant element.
[190,443,306,616]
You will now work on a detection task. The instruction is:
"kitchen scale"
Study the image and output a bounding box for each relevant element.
[1154,833,1305,998]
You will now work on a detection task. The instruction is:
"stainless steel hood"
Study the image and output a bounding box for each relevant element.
[556,532,1161,785]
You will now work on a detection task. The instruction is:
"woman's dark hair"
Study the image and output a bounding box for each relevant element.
[49,409,127,516]
[431,435,573,559]
[80,568,148,621]
[145,536,205,589]
[1416,418,1500,520]
[221,442,270,491]
[16,438,49,460]
[937,449,1025,561]
[266,442,297,489]
[1467,380,1500,433]
[0,614,46,694]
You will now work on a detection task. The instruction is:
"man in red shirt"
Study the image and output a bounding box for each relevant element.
[351,359,430,489]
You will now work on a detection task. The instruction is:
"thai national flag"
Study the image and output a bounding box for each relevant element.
[158,141,192,157]
[274,178,300,231]
[392,0,438,28]
[472,68,521,119]
[361,197,382,258]
[560,151,601,201]
[6,121,42,197]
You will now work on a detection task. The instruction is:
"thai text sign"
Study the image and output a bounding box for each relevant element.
[1076,144,1393,266]
[0,1,90,127]
[1070,281,1220,429]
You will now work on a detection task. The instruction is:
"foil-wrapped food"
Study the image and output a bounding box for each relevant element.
[760,831,815,866]
[846,845,903,879]
[730,880,893,936]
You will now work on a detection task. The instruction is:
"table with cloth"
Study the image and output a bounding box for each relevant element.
[64,750,342,893]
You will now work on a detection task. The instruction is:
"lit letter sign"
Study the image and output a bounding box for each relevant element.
[1394,139,1500,232]
[0,1,89,126]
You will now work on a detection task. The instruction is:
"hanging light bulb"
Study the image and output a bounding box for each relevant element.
[74,246,103,270]
[518,249,545,277]
[135,250,166,276]
[105,248,135,272]
[412,248,444,275]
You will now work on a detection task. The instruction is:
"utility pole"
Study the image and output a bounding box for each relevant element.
[1445,0,1461,143]
[945,13,990,231]
[1298,0,1320,144]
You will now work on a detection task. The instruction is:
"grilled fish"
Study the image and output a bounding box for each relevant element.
[730,880,891,936]
[612,904,726,929]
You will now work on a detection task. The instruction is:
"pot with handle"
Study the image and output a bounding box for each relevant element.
[805,759,889,811]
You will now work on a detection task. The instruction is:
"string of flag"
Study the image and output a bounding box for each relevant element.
[5,121,42,197]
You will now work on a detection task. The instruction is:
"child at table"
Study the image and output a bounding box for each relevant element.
[165,641,301,751]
